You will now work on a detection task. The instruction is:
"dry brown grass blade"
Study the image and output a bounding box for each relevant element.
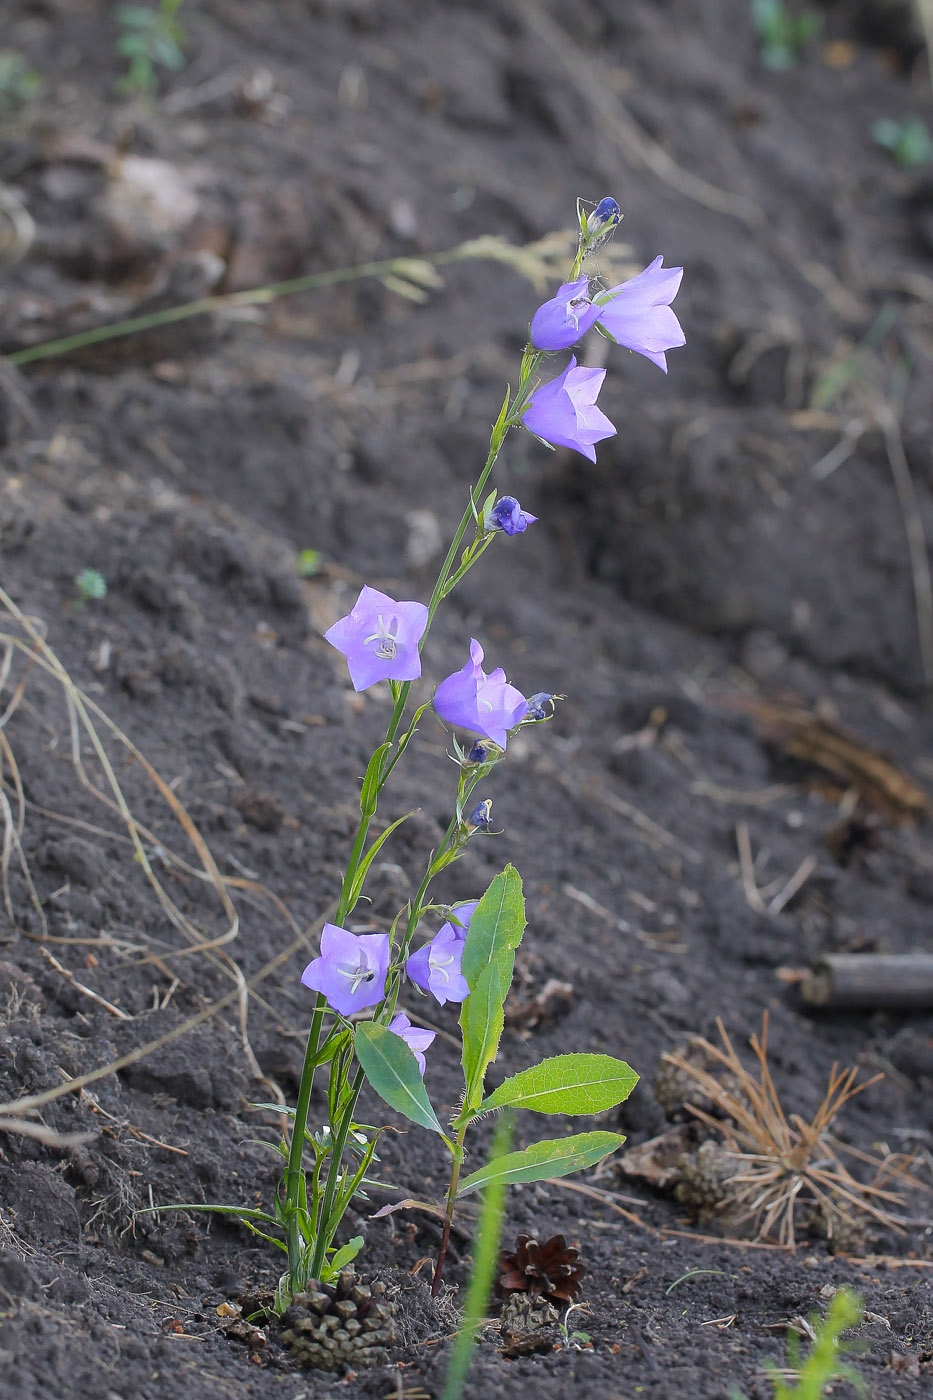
[0,1118,93,1147]
[0,583,313,1094]
[740,697,930,822]
[661,1015,918,1246]
[0,905,332,1124]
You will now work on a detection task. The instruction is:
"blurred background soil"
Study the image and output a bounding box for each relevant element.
[0,2,932,1397]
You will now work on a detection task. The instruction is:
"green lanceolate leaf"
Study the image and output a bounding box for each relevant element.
[460,865,525,991]
[355,1023,445,1135]
[456,1131,625,1197]
[327,1236,364,1275]
[460,959,506,1112]
[345,812,415,910]
[359,742,392,817]
[479,1054,639,1117]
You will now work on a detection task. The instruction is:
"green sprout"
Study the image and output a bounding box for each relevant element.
[297,548,322,578]
[74,569,107,605]
[0,50,41,114]
[749,0,822,70]
[731,1288,865,1400]
[115,0,187,97]
[872,116,933,169]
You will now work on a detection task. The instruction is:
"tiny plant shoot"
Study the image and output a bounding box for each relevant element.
[182,197,685,1309]
[115,0,187,96]
[730,1288,864,1400]
[749,0,822,70]
[74,568,107,605]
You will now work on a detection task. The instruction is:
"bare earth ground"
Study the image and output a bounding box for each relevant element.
[1,2,932,1397]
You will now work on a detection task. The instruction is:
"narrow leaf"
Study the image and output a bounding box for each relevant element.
[328,1236,364,1273]
[457,1131,625,1197]
[460,960,505,1111]
[345,812,414,909]
[460,865,525,991]
[355,1023,445,1135]
[479,1054,639,1117]
[359,743,392,817]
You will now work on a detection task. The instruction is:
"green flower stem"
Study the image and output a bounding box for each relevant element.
[285,997,326,1283]
[432,1122,468,1296]
[309,1064,366,1279]
[282,320,544,1295]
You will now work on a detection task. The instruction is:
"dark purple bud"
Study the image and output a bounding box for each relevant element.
[589,197,621,235]
[467,799,493,830]
[485,496,538,536]
[468,739,495,763]
[524,692,558,721]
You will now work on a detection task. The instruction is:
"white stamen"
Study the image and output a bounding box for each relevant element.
[363,613,400,660]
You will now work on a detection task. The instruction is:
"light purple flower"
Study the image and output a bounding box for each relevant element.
[388,1013,435,1076]
[530,276,601,352]
[301,924,389,1017]
[485,496,537,536]
[595,257,685,373]
[521,357,615,463]
[433,639,528,748]
[324,585,429,692]
[406,901,478,1006]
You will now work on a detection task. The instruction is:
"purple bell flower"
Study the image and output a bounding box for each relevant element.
[530,276,601,352]
[406,901,478,1006]
[434,639,529,748]
[388,1012,435,1076]
[485,496,538,536]
[521,357,615,463]
[324,585,429,692]
[300,924,389,1017]
[595,257,685,373]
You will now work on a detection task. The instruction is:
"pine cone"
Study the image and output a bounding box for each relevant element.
[654,1041,744,1121]
[279,1270,395,1372]
[495,1233,583,1307]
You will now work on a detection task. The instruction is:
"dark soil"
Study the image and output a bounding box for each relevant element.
[1,2,933,1397]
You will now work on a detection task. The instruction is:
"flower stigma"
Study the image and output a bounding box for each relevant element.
[363,614,401,660]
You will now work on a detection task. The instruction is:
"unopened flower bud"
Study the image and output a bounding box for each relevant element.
[587,196,622,237]
[467,799,493,830]
[524,691,555,721]
[484,496,538,536]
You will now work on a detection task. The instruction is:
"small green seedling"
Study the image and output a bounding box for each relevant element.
[730,1288,865,1399]
[0,50,41,114]
[115,0,186,96]
[872,117,933,169]
[74,569,107,605]
[749,0,822,70]
[297,548,322,578]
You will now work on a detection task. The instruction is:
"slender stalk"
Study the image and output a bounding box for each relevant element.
[284,998,325,1282]
[281,319,544,1294]
[309,1066,366,1278]
[433,1123,468,1296]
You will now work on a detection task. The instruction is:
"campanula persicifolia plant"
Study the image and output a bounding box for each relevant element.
[195,197,684,1310]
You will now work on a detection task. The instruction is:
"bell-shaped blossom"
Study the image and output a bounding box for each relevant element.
[406,901,478,1006]
[324,585,429,692]
[521,357,615,463]
[301,924,389,1017]
[484,496,537,536]
[595,257,684,373]
[388,1012,435,1076]
[530,276,601,352]
[434,639,528,747]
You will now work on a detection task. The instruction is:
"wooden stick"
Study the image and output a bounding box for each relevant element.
[802,954,933,1010]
